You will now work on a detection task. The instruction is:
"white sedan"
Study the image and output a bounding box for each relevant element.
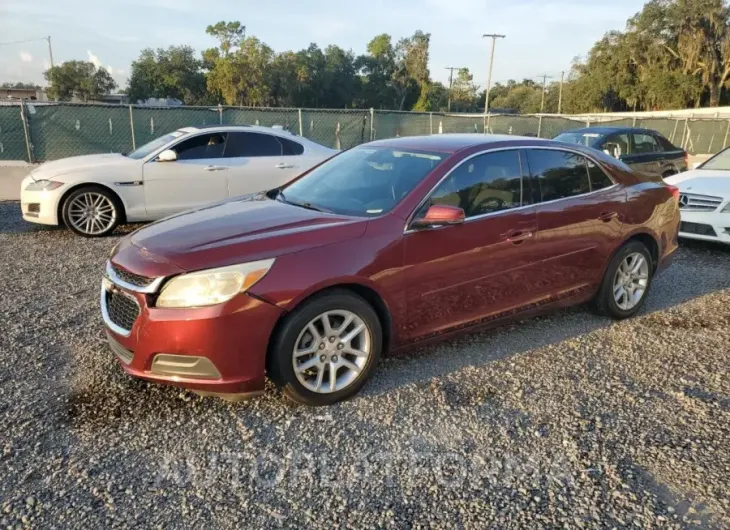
[20,125,336,236]
[665,148,730,245]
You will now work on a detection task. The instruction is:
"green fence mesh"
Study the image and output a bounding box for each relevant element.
[4,101,730,162]
[0,104,28,161]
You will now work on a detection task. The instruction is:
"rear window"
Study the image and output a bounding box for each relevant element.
[553,132,603,147]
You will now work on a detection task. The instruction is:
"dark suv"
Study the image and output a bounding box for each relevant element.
[554,127,687,179]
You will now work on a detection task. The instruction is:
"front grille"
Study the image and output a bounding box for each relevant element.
[111,264,153,288]
[105,289,140,332]
[680,221,717,237]
[679,193,723,212]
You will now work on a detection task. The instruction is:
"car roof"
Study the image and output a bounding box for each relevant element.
[562,126,661,136]
[179,124,297,135]
[367,133,554,153]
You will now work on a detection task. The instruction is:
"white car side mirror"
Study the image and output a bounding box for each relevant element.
[157,149,177,162]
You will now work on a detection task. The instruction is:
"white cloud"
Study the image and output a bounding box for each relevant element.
[87,50,102,68]
[19,51,33,63]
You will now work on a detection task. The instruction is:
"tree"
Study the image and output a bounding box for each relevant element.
[1,82,39,89]
[44,61,116,101]
[128,46,207,104]
[206,36,274,106]
[450,68,478,111]
[206,21,246,57]
[356,34,397,108]
[393,30,431,110]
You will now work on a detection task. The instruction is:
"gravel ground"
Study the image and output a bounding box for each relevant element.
[1,200,729,529]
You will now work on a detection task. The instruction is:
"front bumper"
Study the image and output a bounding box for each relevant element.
[20,176,64,225]
[677,211,730,244]
[101,272,285,396]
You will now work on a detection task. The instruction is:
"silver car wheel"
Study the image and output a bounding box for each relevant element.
[613,252,649,310]
[67,192,117,235]
[292,310,372,394]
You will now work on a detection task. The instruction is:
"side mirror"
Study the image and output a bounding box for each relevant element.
[410,204,465,230]
[157,149,177,162]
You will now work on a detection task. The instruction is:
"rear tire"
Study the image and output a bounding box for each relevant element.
[268,290,382,406]
[61,185,122,237]
[593,240,653,319]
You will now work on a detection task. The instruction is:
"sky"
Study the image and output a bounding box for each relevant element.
[0,0,646,91]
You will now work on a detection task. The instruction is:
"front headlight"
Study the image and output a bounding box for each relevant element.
[25,179,64,191]
[156,259,275,308]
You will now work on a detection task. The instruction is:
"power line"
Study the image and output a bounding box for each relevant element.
[0,37,49,47]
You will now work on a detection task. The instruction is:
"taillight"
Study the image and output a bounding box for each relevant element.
[683,152,689,167]
[666,184,680,202]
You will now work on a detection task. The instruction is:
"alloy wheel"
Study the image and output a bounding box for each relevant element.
[67,192,117,235]
[292,310,372,394]
[613,252,649,311]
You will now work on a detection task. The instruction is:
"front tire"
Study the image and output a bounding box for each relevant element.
[268,290,382,406]
[593,240,653,319]
[61,186,122,237]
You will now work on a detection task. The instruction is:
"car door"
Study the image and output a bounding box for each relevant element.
[143,132,229,217]
[224,132,304,197]
[525,148,626,298]
[623,132,664,177]
[402,149,544,343]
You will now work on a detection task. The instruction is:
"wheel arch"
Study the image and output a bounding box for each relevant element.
[265,282,394,372]
[620,230,660,271]
[57,182,128,226]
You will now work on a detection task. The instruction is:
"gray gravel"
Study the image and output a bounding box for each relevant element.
[1,200,729,529]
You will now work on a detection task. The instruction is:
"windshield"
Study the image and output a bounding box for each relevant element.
[699,146,730,170]
[125,131,185,159]
[554,132,604,147]
[281,147,445,216]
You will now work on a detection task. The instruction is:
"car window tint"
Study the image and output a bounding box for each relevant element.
[633,133,662,154]
[279,137,304,156]
[174,133,226,160]
[586,159,614,191]
[656,135,677,151]
[429,150,526,218]
[224,132,283,157]
[602,133,631,157]
[527,150,590,202]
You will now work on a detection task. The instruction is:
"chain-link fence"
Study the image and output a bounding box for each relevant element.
[3,101,730,163]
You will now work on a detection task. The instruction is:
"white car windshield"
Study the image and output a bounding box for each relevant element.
[279,147,445,217]
[700,147,730,170]
[125,131,185,160]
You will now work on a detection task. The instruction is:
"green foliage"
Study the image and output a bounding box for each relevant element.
[1,82,39,89]
[44,61,117,102]
[128,46,208,105]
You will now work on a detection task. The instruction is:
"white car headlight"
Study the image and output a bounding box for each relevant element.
[25,179,64,191]
[156,259,275,308]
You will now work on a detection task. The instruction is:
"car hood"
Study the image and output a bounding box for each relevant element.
[31,153,134,180]
[127,195,369,272]
[665,170,730,197]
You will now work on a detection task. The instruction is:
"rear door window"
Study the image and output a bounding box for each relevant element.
[526,150,591,202]
[601,133,631,158]
[279,137,305,156]
[224,132,283,157]
[632,133,663,154]
[586,159,614,191]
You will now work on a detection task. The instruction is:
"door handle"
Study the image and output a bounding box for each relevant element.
[276,163,294,169]
[501,229,534,245]
[598,211,618,222]
[204,165,227,171]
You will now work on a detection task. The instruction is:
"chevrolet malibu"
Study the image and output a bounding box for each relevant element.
[102,134,680,406]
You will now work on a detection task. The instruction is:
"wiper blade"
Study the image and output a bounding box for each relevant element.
[276,190,332,213]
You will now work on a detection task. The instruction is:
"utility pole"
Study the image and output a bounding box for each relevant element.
[557,70,565,114]
[445,66,464,112]
[482,34,506,123]
[46,36,54,69]
[538,73,552,113]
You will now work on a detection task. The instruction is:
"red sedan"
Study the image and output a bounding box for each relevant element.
[102,135,680,405]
